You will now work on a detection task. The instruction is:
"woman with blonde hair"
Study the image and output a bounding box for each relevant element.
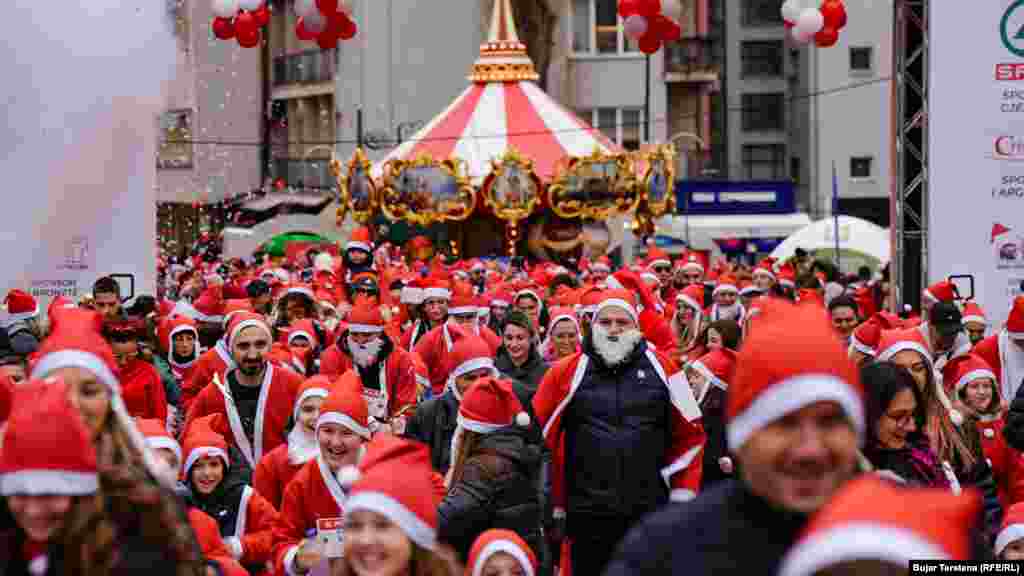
[28,308,206,574]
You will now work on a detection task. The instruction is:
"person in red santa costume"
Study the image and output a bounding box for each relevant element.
[183,423,280,575]
[414,289,500,397]
[253,375,331,510]
[466,529,539,576]
[270,372,372,576]
[532,289,705,576]
[401,278,451,351]
[101,316,168,423]
[157,315,200,434]
[975,296,1024,406]
[181,300,253,413]
[184,311,302,474]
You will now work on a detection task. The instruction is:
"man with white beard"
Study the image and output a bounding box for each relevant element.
[342,301,419,435]
[533,290,706,576]
[708,275,745,323]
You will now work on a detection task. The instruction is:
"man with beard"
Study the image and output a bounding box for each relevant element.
[337,301,418,434]
[401,278,451,350]
[415,289,500,396]
[532,290,705,576]
[604,299,863,575]
[185,311,302,474]
[180,300,252,414]
[271,373,372,575]
[246,279,273,315]
[707,275,745,323]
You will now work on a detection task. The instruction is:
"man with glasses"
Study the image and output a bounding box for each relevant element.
[675,254,705,291]
[646,248,674,301]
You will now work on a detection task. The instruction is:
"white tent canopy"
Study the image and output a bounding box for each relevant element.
[770,216,891,264]
[654,213,813,251]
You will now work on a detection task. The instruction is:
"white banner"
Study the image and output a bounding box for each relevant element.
[930,0,1024,327]
[0,2,176,305]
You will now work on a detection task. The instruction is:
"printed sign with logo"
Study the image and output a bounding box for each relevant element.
[316,517,345,558]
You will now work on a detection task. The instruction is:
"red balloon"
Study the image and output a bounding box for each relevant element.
[637,0,661,17]
[235,11,257,37]
[784,20,795,29]
[661,17,682,42]
[638,32,661,54]
[296,17,316,40]
[212,17,235,40]
[814,26,839,48]
[316,0,338,14]
[237,27,260,48]
[317,30,339,50]
[336,12,357,40]
[820,0,847,30]
[618,0,642,18]
[253,5,270,27]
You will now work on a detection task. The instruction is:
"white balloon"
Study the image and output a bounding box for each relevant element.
[211,0,239,19]
[781,0,802,24]
[795,8,825,36]
[303,8,326,33]
[294,0,317,18]
[623,14,648,40]
[791,26,813,44]
[239,0,263,11]
[661,0,683,21]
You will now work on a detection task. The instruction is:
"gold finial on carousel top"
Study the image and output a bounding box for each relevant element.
[469,0,540,83]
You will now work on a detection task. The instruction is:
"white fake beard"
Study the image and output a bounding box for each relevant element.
[288,424,320,465]
[592,324,643,367]
[348,335,383,368]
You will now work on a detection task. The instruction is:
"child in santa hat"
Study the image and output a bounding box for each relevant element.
[996,502,1024,560]
[466,529,538,576]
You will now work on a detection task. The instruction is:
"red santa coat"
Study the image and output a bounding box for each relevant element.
[227,485,280,571]
[272,456,351,575]
[188,508,249,576]
[119,359,167,422]
[253,443,303,510]
[318,344,353,381]
[400,319,429,351]
[413,322,501,395]
[182,339,236,413]
[184,363,301,470]
[977,414,1024,508]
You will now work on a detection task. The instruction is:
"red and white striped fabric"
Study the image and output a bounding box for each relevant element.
[373,0,620,184]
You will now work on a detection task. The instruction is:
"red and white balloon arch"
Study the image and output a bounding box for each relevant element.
[782,0,848,48]
[210,0,357,50]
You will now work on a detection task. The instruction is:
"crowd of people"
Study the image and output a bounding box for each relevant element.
[1,226,1023,575]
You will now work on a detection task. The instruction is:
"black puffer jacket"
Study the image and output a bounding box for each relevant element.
[494,346,548,398]
[699,386,730,490]
[437,424,544,562]
[405,391,459,473]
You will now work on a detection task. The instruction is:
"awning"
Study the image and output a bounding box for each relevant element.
[654,213,813,251]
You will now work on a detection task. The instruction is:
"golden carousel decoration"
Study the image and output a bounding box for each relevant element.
[378,153,476,227]
[332,147,378,225]
[547,148,641,221]
[480,148,543,256]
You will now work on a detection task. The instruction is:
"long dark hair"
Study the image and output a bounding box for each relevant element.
[861,361,925,452]
[702,319,741,350]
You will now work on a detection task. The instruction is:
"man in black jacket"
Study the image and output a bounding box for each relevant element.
[604,301,863,576]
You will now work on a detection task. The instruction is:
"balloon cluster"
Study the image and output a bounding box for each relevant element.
[782,0,847,48]
[211,0,270,48]
[618,0,683,55]
[294,0,358,50]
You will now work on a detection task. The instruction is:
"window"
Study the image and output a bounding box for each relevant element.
[790,156,801,183]
[743,0,784,27]
[850,46,874,73]
[572,0,638,55]
[741,93,785,132]
[741,41,784,77]
[743,145,786,180]
[577,107,647,150]
[850,156,874,179]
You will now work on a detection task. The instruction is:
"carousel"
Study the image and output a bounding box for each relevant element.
[331,0,677,263]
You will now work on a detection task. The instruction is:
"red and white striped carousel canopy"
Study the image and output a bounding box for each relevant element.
[373,0,621,184]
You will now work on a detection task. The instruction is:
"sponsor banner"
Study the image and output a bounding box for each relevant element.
[931,1,1024,326]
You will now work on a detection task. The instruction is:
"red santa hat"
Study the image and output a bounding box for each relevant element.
[423,278,452,302]
[4,289,39,324]
[47,296,76,323]
[449,290,479,317]
[182,426,230,479]
[738,278,760,297]
[1007,296,1024,339]
[159,315,200,368]
[949,354,997,396]
[679,253,704,274]
[316,289,338,311]
[593,289,638,325]
[850,320,883,357]
[876,327,961,422]
[293,375,332,422]
[445,336,497,401]
[646,247,671,269]
[316,371,371,439]
[192,285,226,323]
[459,377,532,432]
[338,435,438,549]
[752,260,776,282]
[728,301,863,450]
[137,418,182,466]
[487,289,513,309]
[514,287,544,309]
[0,377,98,496]
[30,309,118,393]
[286,319,320,349]
[961,302,986,326]
[0,373,11,424]
[777,263,796,288]
[467,529,538,576]
[578,286,605,317]
[691,348,736,392]
[347,226,373,253]
[347,300,385,334]
[996,502,1024,556]
[400,278,426,305]
[222,299,253,329]
[712,274,739,296]
[590,256,611,273]
[778,476,980,575]
[675,284,705,315]
[282,284,317,305]
[313,251,335,273]
[225,311,272,350]
[922,280,957,304]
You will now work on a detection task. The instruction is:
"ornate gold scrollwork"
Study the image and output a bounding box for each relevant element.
[546,148,640,221]
[380,152,477,226]
[640,144,677,217]
[333,147,377,224]
[481,148,543,224]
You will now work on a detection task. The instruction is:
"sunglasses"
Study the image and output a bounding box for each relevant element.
[653,266,672,273]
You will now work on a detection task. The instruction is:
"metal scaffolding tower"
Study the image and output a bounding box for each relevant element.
[893,0,928,311]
